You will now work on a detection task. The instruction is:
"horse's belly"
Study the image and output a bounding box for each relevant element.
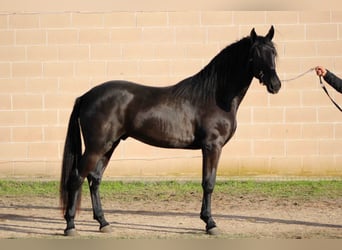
[130,103,199,148]
[132,120,196,148]
[131,108,196,148]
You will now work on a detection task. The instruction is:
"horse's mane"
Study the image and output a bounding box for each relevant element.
[171,36,253,105]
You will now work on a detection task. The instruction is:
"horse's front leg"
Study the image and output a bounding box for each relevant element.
[200,144,222,235]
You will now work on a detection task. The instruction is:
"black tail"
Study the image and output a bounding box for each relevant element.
[60,97,82,214]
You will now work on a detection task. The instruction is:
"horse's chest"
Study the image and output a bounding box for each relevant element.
[201,113,237,145]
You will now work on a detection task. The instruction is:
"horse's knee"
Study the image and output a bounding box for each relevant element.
[202,180,215,194]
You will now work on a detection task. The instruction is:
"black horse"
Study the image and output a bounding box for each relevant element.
[60,26,281,236]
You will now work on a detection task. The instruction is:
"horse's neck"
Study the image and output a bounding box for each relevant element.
[230,79,253,112]
[217,74,253,112]
[198,40,254,111]
[172,40,254,110]
[214,61,253,112]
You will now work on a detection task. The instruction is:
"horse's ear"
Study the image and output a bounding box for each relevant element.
[265,25,274,41]
[250,28,257,43]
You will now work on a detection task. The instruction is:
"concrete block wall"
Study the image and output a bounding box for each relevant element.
[0,7,341,178]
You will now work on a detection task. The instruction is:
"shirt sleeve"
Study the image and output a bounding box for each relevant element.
[323,70,342,93]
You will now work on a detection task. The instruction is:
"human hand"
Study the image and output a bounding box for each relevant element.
[315,66,327,77]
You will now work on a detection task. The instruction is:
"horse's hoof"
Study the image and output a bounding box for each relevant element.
[100,224,112,233]
[207,227,220,235]
[64,228,79,237]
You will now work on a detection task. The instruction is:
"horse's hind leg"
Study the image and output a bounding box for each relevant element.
[64,171,84,236]
[64,152,101,236]
[87,141,119,233]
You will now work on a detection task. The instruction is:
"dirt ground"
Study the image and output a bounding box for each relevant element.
[0,192,341,239]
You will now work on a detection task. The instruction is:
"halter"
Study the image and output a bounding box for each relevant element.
[258,70,265,83]
[248,47,267,84]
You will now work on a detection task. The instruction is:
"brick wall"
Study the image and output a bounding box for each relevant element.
[0,8,341,178]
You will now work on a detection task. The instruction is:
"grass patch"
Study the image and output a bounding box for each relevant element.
[0,179,341,202]
[0,180,59,197]
[214,180,342,200]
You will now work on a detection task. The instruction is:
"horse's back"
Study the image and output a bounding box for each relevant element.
[77,80,170,144]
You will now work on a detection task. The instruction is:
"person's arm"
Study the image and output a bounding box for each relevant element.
[315,66,342,93]
[323,70,342,93]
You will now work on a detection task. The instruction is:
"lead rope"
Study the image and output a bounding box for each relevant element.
[281,68,342,112]
[281,67,315,82]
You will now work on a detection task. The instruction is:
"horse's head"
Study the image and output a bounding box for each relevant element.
[250,26,281,94]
